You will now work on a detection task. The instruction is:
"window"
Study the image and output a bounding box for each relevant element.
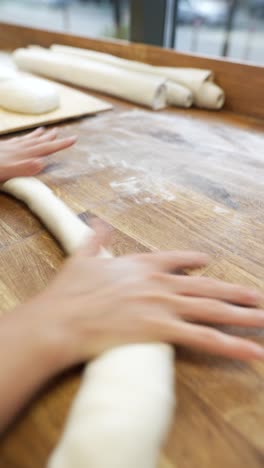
[0,0,263,64]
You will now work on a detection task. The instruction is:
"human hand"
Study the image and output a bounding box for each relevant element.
[0,127,76,181]
[25,223,264,368]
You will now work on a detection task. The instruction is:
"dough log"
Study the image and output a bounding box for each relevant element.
[194,81,225,110]
[1,176,176,468]
[166,81,193,108]
[13,48,167,111]
[51,44,225,110]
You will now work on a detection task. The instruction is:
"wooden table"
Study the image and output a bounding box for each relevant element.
[0,23,264,468]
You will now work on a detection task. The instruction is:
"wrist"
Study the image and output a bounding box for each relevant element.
[0,302,73,429]
[10,298,73,378]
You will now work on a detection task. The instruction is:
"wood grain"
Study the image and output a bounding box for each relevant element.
[0,26,264,468]
[0,22,263,119]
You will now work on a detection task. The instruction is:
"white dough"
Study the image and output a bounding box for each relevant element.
[13,48,167,110]
[51,44,224,110]
[166,81,193,108]
[1,177,89,253]
[0,76,59,114]
[194,81,225,110]
[1,176,175,468]
[0,66,17,81]
[48,345,175,468]
[51,44,213,87]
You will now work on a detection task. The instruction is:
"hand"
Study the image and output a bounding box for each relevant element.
[25,223,264,367]
[2,224,263,429]
[0,127,76,181]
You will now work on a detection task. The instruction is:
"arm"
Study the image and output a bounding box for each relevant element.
[0,302,64,431]
[0,126,77,429]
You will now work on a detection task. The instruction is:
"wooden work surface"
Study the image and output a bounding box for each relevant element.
[0,23,264,468]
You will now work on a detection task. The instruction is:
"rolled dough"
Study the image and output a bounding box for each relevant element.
[1,176,176,468]
[51,44,225,110]
[194,81,225,110]
[51,44,213,86]
[166,81,193,108]
[13,48,167,111]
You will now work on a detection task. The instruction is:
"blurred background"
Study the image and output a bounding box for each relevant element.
[0,0,263,64]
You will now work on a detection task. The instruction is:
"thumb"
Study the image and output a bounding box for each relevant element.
[77,220,112,257]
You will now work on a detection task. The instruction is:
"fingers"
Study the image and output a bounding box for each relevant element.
[10,127,45,142]
[0,158,44,181]
[7,129,76,160]
[21,127,46,139]
[22,136,77,158]
[155,274,262,307]
[143,250,210,273]
[158,319,264,360]
[14,128,59,150]
[151,292,264,327]
[16,128,58,149]
[34,128,59,144]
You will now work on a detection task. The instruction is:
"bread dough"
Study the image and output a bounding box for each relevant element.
[0,67,17,81]
[48,344,175,468]
[51,44,225,110]
[166,81,193,108]
[194,81,225,110]
[51,44,212,86]
[1,176,175,468]
[13,48,167,111]
[0,76,59,114]
[1,177,88,253]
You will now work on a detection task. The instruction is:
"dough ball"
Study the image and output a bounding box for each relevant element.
[0,76,60,114]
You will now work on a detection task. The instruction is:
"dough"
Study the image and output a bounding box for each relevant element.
[0,76,59,114]
[13,48,167,111]
[1,177,88,253]
[51,44,225,110]
[1,176,175,468]
[51,44,212,85]
[194,81,225,110]
[166,81,193,108]
[48,345,175,468]
[0,67,17,81]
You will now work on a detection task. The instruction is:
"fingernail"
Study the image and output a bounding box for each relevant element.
[69,135,77,141]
